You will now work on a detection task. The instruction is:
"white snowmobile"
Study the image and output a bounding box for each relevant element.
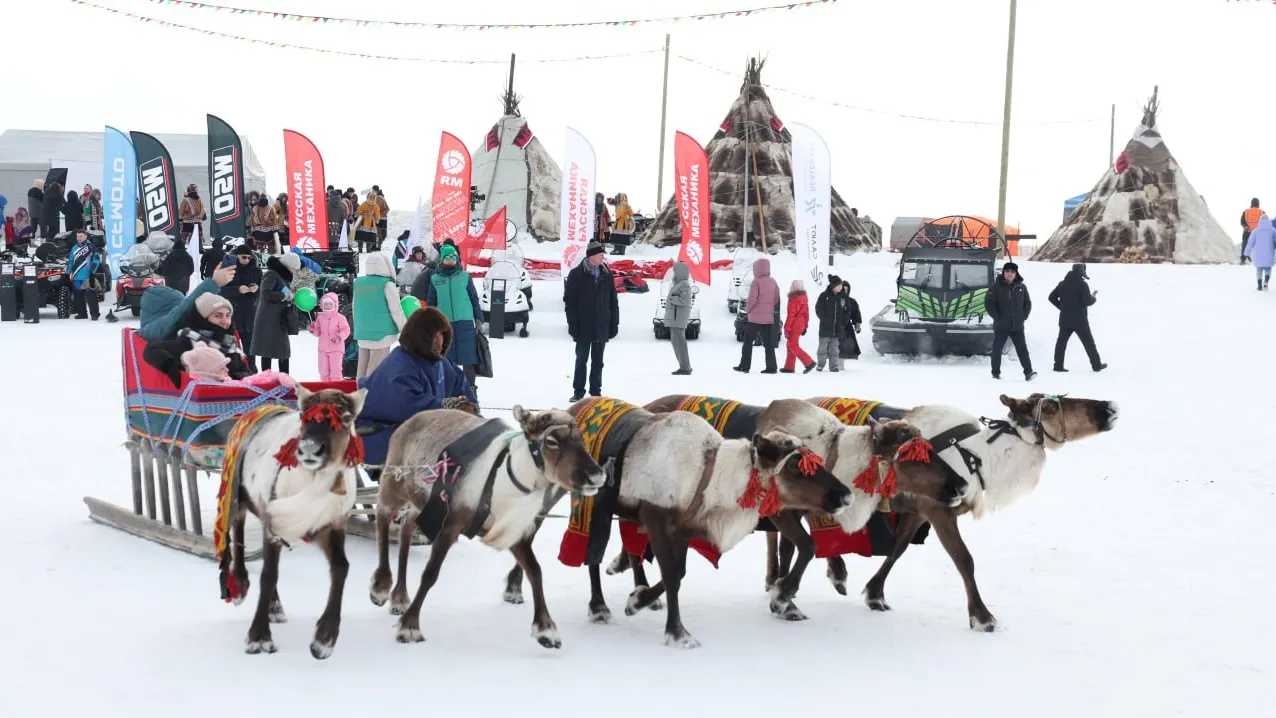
[479,246,531,338]
[726,246,760,313]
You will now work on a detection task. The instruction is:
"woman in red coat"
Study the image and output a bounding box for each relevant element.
[781,279,816,373]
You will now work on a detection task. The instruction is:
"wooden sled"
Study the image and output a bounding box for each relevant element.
[85,329,423,562]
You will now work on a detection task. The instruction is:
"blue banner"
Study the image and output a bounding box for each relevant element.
[102,126,137,279]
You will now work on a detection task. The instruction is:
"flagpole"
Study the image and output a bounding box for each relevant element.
[995,0,1017,259]
[655,33,671,212]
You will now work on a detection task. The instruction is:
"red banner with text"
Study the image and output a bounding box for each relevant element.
[431,131,472,246]
[282,130,328,250]
[674,131,711,285]
[463,206,508,265]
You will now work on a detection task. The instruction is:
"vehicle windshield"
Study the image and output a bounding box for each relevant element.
[901,261,990,290]
[732,248,759,272]
[949,263,990,290]
[123,244,159,271]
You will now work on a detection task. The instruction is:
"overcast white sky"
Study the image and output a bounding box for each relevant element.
[0,0,1265,240]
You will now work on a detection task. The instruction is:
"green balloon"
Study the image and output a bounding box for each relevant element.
[293,287,318,312]
[401,296,422,316]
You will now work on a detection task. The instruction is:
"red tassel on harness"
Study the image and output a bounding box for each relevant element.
[877,464,898,499]
[737,470,764,509]
[757,483,782,518]
[302,402,344,430]
[852,456,881,494]
[896,437,932,464]
[274,438,300,468]
[797,448,823,476]
[343,433,365,467]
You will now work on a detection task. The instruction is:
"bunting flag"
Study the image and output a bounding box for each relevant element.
[140,0,838,30]
[70,1,660,63]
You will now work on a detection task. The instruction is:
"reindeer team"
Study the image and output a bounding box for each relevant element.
[222,384,1117,658]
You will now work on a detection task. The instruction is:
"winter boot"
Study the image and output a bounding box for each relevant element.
[1259,279,1264,291]
[1053,366,1068,372]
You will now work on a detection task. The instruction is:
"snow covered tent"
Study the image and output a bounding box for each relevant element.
[1035,88,1234,264]
[641,57,880,254]
[0,129,268,218]
[469,88,562,242]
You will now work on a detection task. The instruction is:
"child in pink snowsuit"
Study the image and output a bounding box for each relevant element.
[308,292,351,381]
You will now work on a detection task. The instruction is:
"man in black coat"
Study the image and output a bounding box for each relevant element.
[984,261,1036,381]
[1048,263,1107,373]
[563,242,619,401]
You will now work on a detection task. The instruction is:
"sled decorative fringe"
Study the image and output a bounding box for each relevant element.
[619,519,722,568]
[737,470,782,517]
[215,404,292,603]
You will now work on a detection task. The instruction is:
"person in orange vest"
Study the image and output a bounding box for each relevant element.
[1241,198,1262,265]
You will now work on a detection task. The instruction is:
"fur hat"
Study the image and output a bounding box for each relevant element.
[399,306,452,361]
[181,345,230,382]
[194,293,232,319]
[1001,262,1020,273]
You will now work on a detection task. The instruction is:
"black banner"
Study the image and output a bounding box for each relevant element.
[130,131,179,238]
[206,114,246,241]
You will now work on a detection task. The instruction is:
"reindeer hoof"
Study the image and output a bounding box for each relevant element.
[245,639,277,654]
[388,594,410,615]
[369,592,387,607]
[310,640,335,660]
[770,601,808,621]
[970,615,998,632]
[588,606,613,624]
[827,567,848,596]
[664,632,700,649]
[532,626,562,649]
[605,553,630,575]
[647,598,664,611]
[268,607,287,624]
[503,588,525,605]
[624,588,645,616]
[395,626,425,643]
[864,595,891,611]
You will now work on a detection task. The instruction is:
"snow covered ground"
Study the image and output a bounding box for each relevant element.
[3,244,1272,718]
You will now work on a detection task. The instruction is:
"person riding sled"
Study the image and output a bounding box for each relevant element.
[355,306,477,477]
[142,293,254,387]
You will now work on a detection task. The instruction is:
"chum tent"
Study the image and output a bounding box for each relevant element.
[640,57,880,254]
[1035,88,1235,264]
[469,88,562,242]
[0,129,267,224]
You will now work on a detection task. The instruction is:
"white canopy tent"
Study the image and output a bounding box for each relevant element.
[0,129,268,226]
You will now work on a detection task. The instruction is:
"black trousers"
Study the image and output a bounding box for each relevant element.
[259,357,290,373]
[573,341,606,396]
[991,329,1032,376]
[739,322,778,372]
[377,219,388,242]
[72,287,99,319]
[1242,229,1251,264]
[1054,324,1102,369]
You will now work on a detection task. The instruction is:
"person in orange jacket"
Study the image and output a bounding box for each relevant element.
[1241,198,1262,265]
[781,279,816,373]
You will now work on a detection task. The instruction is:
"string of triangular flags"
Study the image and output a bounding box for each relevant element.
[139,0,837,30]
[71,0,661,63]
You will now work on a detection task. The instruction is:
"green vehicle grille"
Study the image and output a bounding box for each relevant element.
[896,286,989,322]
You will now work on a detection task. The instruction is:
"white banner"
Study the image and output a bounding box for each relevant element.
[558,127,597,276]
[789,122,832,289]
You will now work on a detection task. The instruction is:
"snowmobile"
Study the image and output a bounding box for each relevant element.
[869,229,999,357]
[480,255,531,338]
[726,247,761,313]
[113,243,165,316]
[652,268,701,340]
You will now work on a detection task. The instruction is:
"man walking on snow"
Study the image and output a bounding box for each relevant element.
[1049,263,1107,373]
[985,261,1036,381]
[1241,198,1262,265]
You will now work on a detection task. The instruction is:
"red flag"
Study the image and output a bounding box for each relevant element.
[462,206,508,265]
[674,131,711,285]
[431,131,471,246]
[282,130,329,250]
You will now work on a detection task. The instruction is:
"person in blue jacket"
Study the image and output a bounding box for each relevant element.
[67,229,102,320]
[289,246,322,274]
[138,262,236,342]
[356,305,477,472]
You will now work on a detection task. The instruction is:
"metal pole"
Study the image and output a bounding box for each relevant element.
[742,122,750,247]
[1108,103,1115,167]
[655,34,671,212]
[995,0,1017,259]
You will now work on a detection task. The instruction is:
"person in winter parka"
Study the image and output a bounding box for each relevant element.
[352,252,408,378]
[143,293,253,387]
[1243,214,1275,291]
[218,244,261,350]
[782,279,816,373]
[355,306,477,470]
[27,180,43,238]
[1048,263,1106,373]
[140,262,236,342]
[62,190,84,233]
[67,229,101,320]
[426,243,484,390]
[984,261,1036,381]
[157,232,195,295]
[563,242,619,401]
[663,261,695,375]
[735,256,780,374]
[309,292,351,381]
[814,276,847,371]
[250,253,300,373]
[200,237,226,279]
[40,182,62,239]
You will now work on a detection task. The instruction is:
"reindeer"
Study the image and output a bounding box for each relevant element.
[370,405,606,649]
[226,386,367,659]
